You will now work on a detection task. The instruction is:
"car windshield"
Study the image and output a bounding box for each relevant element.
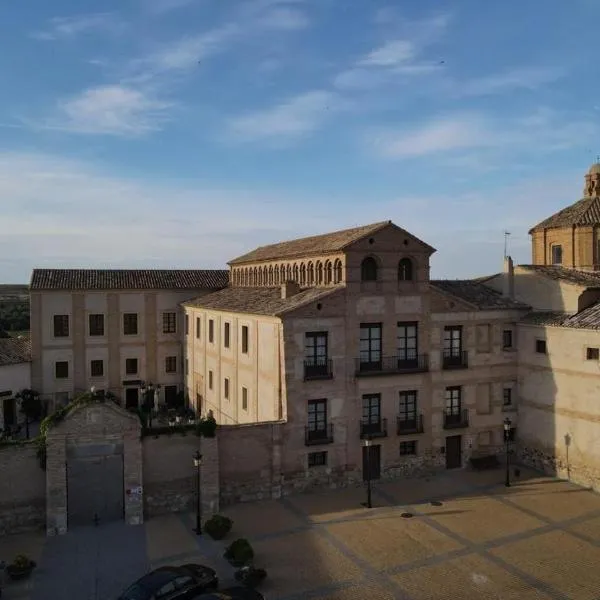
[118,583,150,600]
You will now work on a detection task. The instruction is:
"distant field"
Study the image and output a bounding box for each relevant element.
[8,330,29,338]
[0,284,29,300]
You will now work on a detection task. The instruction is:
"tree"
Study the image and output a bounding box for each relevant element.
[16,389,42,439]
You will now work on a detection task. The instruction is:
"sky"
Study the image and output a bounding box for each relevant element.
[1,0,599,283]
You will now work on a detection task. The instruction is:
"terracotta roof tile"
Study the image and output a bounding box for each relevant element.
[520,306,600,330]
[431,280,530,310]
[183,286,341,316]
[517,265,600,287]
[30,269,229,291]
[0,337,31,366]
[529,196,600,233]
[228,221,395,265]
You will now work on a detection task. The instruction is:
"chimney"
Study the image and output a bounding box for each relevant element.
[281,280,301,299]
[503,255,514,299]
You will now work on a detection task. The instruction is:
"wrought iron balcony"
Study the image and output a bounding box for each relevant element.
[304,358,333,381]
[304,423,334,446]
[397,414,424,435]
[442,350,469,370]
[443,409,469,429]
[355,354,429,377]
[360,417,388,439]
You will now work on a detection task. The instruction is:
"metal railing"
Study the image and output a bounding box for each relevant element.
[360,417,388,439]
[442,350,468,369]
[443,408,469,429]
[397,414,424,435]
[304,423,334,446]
[355,354,429,377]
[303,358,333,381]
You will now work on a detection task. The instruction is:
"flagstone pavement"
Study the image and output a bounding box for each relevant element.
[3,467,600,600]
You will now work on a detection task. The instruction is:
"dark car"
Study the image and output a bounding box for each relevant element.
[117,565,218,600]
[192,587,265,600]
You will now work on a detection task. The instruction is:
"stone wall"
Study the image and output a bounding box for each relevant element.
[142,433,218,518]
[0,443,45,535]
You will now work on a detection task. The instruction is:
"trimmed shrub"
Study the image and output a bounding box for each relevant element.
[224,538,254,567]
[204,514,233,540]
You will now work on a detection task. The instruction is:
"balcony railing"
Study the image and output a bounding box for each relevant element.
[443,409,469,429]
[355,354,429,377]
[360,417,388,439]
[397,414,424,435]
[304,358,333,381]
[304,423,334,446]
[442,350,469,370]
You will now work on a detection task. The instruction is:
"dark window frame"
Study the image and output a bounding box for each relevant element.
[398,390,417,422]
[88,313,104,336]
[224,322,230,348]
[165,356,177,373]
[224,378,230,399]
[362,393,381,425]
[308,451,328,467]
[196,316,201,339]
[445,386,462,414]
[125,358,138,375]
[208,370,213,390]
[209,319,214,343]
[360,256,379,281]
[55,361,69,379]
[359,322,382,368]
[551,244,563,265]
[443,325,463,356]
[242,386,248,410]
[185,314,189,336]
[503,387,513,406]
[535,339,547,354]
[123,313,138,336]
[503,329,513,349]
[241,325,249,354]
[53,315,69,337]
[398,258,414,281]
[587,347,599,360]
[397,321,418,362]
[90,359,104,378]
[305,331,328,364]
[307,399,328,432]
[400,441,417,456]
[162,312,177,334]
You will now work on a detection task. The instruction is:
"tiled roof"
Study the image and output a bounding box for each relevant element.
[519,311,572,327]
[228,221,435,265]
[30,269,229,291]
[529,196,600,233]
[431,280,530,310]
[517,265,600,287]
[0,337,31,366]
[183,286,340,316]
[520,305,600,330]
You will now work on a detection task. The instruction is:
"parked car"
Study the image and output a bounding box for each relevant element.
[117,565,218,600]
[192,588,265,600]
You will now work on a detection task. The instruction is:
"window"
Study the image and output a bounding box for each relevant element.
[443,326,462,357]
[587,347,599,360]
[398,258,413,281]
[196,317,201,339]
[173,576,194,590]
[123,313,138,335]
[360,256,378,281]
[241,325,249,354]
[359,323,382,369]
[53,315,69,337]
[307,399,327,433]
[163,312,177,334]
[55,361,69,379]
[398,390,417,422]
[551,244,563,265]
[242,386,248,410]
[209,319,214,343]
[90,359,104,377]
[224,378,230,399]
[308,451,327,467]
[89,314,104,336]
[397,322,418,363]
[503,387,513,406]
[503,329,513,349]
[362,393,381,425]
[185,358,188,374]
[224,322,230,348]
[155,580,177,598]
[185,314,189,336]
[535,339,547,354]
[208,370,213,390]
[305,332,328,366]
[445,386,462,415]
[165,356,177,373]
[125,358,138,375]
[400,441,417,456]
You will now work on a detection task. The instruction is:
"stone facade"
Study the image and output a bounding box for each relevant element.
[45,401,143,535]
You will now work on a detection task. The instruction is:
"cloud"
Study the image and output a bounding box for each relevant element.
[226,90,338,143]
[457,66,563,97]
[359,40,415,67]
[143,0,200,14]
[44,85,172,136]
[30,13,124,40]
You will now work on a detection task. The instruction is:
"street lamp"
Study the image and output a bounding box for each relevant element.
[193,450,203,535]
[361,437,373,508]
[504,417,512,487]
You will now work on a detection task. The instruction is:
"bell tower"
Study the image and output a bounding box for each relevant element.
[583,162,600,198]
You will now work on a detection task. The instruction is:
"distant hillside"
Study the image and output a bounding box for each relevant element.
[0,284,29,301]
[0,287,29,331]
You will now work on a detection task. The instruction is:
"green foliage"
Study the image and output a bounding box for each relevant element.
[16,389,42,422]
[11,554,35,569]
[204,514,233,540]
[196,413,217,438]
[224,538,254,566]
[0,300,29,332]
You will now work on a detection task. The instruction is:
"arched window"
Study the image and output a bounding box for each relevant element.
[316,261,324,285]
[253,267,258,286]
[398,258,413,281]
[268,266,273,285]
[263,266,268,284]
[258,268,263,286]
[361,257,378,281]
[300,263,307,286]
[293,263,299,282]
[325,261,332,285]
[244,269,248,286]
[286,264,292,281]
[307,262,315,285]
[334,260,343,284]
[274,265,280,285]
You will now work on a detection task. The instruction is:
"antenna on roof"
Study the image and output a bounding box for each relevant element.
[503,231,511,258]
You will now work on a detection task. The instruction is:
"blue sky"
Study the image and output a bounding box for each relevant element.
[1,0,599,282]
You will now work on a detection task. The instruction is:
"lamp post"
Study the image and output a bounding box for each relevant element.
[361,437,373,508]
[504,417,512,487]
[193,450,202,535]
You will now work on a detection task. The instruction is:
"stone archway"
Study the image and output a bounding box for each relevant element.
[45,401,143,535]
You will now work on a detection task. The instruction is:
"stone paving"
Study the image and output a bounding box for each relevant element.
[3,467,600,599]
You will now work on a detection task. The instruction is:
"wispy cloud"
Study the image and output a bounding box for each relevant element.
[456,66,563,97]
[359,40,415,67]
[226,90,337,143]
[30,13,124,41]
[143,0,200,15]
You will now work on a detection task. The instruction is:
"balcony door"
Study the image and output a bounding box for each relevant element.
[362,394,381,435]
[305,332,328,377]
[359,323,382,371]
[444,326,462,357]
[397,322,418,367]
[307,399,327,441]
[445,386,462,424]
[398,390,417,429]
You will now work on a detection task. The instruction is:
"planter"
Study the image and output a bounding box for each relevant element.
[234,566,267,588]
[7,562,36,581]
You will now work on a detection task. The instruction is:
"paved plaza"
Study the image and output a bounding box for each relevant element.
[3,467,600,599]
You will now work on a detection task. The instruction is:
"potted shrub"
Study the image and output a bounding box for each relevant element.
[204,514,233,540]
[234,565,267,588]
[197,414,217,438]
[224,538,254,567]
[7,554,36,580]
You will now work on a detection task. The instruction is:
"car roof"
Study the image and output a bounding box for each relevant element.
[136,567,183,589]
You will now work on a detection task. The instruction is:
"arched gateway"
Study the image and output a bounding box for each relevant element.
[45,400,143,535]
